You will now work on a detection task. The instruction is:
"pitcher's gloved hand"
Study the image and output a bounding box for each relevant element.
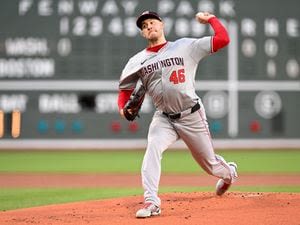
[123,85,146,121]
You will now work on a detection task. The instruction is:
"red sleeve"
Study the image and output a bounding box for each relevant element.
[117,89,134,110]
[208,17,230,53]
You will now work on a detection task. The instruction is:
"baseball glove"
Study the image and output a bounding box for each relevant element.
[123,84,146,121]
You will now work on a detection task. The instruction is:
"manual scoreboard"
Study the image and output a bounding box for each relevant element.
[0,0,299,148]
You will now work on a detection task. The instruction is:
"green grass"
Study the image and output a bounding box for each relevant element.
[231,186,300,193]
[0,188,142,211]
[218,150,300,174]
[0,149,300,174]
[0,151,144,173]
[0,149,300,211]
[1,186,299,211]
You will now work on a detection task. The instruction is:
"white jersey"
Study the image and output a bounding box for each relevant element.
[119,37,212,114]
[122,17,237,210]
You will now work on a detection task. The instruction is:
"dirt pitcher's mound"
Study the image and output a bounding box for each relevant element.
[1,192,300,225]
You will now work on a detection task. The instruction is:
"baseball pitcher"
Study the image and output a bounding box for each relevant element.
[118,11,238,218]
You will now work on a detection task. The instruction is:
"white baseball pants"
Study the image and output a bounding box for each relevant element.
[141,105,235,206]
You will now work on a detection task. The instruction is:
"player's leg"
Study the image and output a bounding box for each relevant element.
[137,111,178,218]
[173,107,237,188]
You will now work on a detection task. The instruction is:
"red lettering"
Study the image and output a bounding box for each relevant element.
[169,69,185,84]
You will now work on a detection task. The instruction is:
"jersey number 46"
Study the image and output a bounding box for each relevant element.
[169,69,185,84]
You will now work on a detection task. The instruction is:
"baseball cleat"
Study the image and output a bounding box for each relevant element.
[216,162,238,196]
[136,202,161,218]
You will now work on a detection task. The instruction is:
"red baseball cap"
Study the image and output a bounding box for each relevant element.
[136,11,162,29]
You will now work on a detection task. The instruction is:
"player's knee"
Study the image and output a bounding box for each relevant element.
[147,139,166,154]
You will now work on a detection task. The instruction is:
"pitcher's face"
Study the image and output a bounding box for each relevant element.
[141,19,164,42]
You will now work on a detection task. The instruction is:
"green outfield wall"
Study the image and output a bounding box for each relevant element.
[0,0,299,148]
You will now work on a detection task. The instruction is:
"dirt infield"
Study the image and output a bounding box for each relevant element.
[1,192,300,225]
[1,173,300,225]
[1,173,300,188]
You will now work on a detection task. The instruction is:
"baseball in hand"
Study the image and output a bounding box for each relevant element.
[196,12,205,17]
[195,12,215,24]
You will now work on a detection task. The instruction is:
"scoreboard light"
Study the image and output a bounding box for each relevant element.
[11,110,21,138]
[111,121,121,133]
[71,120,83,133]
[210,121,222,134]
[128,121,139,133]
[37,120,49,134]
[249,120,261,133]
[54,120,66,134]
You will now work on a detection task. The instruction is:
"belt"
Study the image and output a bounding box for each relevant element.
[163,103,200,120]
